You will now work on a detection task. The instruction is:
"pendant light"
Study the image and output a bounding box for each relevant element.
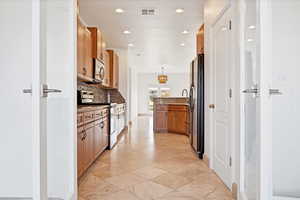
[158,66,168,84]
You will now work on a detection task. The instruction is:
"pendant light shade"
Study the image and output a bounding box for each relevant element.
[158,67,168,84]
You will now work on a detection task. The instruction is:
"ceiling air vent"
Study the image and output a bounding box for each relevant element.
[141,8,156,16]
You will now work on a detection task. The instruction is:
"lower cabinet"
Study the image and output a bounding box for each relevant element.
[77,107,109,178]
[154,104,189,135]
[77,127,86,177]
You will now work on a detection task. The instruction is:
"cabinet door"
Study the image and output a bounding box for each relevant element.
[77,128,86,177]
[77,17,85,75]
[93,120,102,158]
[197,25,204,54]
[155,111,168,132]
[113,54,119,89]
[84,28,93,79]
[103,50,110,87]
[102,117,109,150]
[85,127,94,167]
[167,111,177,133]
[97,30,103,60]
[174,110,188,134]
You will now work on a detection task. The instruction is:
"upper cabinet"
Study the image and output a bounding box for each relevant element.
[107,50,119,89]
[197,25,204,54]
[87,27,103,61]
[77,15,120,89]
[77,17,93,82]
[102,50,110,87]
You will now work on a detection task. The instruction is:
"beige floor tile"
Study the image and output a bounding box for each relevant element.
[104,173,146,189]
[78,117,233,200]
[155,191,201,200]
[100,190,140,200]
[152,173,192,189]
[177,182,217,199]
[133,166,167,179]
[127,181,173,200]
[79,175,121,200]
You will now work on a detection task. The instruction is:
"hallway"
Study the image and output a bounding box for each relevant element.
[78,117,233,200]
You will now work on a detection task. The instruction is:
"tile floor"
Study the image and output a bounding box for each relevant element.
[78,117,233,200]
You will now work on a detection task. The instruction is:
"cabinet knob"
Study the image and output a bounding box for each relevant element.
[209,104,215,109]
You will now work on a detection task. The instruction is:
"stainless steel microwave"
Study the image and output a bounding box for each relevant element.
[93,58,105,83]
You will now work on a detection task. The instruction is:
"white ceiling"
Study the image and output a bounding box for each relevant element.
[79,0,203,73]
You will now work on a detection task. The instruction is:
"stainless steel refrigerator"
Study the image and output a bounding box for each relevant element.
[189,54,205,159]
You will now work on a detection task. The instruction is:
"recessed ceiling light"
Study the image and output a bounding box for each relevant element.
[123,30,131,34]
[248,25,256,29]
[180,43,185,47]
[176,8,184,13]
[128,43,134,47]
[182,30,189,34]
[247,38,254,42]
[115,8,124,13]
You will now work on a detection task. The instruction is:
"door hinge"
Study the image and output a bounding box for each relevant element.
[229,20,232,30]
[229,157,232,167]
[229,88,232,98]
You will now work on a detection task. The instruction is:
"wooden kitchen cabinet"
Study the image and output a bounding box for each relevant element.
[197,25,204,54]
[155,110,168,132]
[102,116,109,149]
[85,126,95,168]
[154,104,189,135]
[77,17,93,82]
[94,120,103,159]
[77,127,86,177]
[167,105,189,134]
[77,106,109,178]
[102,50,111,87]
[87,27,103,61]
[107,50,119,89]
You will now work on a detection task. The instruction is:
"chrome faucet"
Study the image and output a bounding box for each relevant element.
[181,89,189,97]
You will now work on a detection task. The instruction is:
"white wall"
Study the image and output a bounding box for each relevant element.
[0,1,33,197]
[272,0,300,197]
[137,73,189,114]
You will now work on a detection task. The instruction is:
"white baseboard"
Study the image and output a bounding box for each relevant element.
[273,196,300,200]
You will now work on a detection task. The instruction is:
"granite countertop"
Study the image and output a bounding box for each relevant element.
[78,104,110,112]
[160,103,190,106]
[153,97,188,99]
[153,97,189,106]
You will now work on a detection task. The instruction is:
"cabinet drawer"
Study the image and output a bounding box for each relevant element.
[167,105,188,111]
[94,110,103,120]
[77,113,84,127]
[155,105,168,111]
[84,111,95,123]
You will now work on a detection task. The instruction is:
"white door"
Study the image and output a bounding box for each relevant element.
[240,0,273,199]
[0,0,76,199]
[240,0,259,199]
[212,10,232,188]
[271,0,300,199]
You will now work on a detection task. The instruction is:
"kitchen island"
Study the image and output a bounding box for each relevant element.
[153,97,190,135]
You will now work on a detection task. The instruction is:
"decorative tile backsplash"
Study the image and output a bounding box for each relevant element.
[77,81,108,103]
[77,81,125,104]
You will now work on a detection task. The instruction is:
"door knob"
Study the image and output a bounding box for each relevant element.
[242,88,258,94]
[42,84,62,97]
[242,84,259,98]
[269,89,282,95]
[23,88,32,94]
